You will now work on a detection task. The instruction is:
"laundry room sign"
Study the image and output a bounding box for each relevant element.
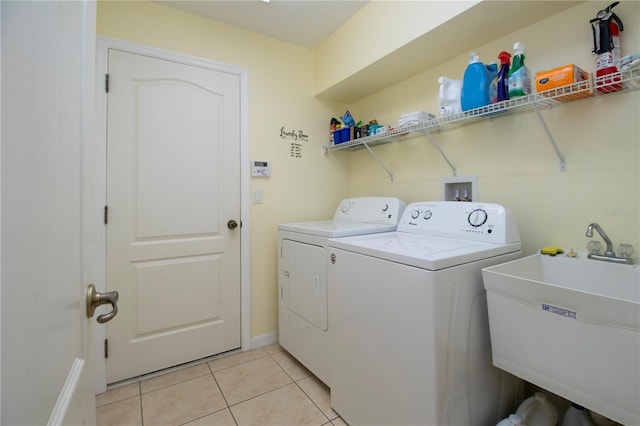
[280,126,308,159]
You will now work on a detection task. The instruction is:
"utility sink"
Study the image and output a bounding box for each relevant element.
[482,252,640,425]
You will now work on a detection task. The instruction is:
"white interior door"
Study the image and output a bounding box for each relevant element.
[1,1,96,424]
[105,49,242,383]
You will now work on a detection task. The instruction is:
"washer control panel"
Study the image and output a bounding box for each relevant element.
[467,208,488,227]
[398,201,520,244]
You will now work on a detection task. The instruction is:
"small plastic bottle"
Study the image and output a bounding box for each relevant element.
[497,51,512,102]
[508,42,532,98]
[515,392,558,426]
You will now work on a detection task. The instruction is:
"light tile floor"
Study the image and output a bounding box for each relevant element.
[96,344,347,426]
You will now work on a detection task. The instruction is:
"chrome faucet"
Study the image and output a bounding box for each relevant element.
[585,222,634,265]
[585,223,615,256]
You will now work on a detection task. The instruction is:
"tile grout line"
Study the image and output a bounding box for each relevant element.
[140,370,212,396]
[293,379,334,423]
[103,348,243,391]
[206,360,240,426]
[217,351,296,410]
[166,348,289,423]
[225,381,295,409]
[208,351,271,376]
[267,348,343,424]
[95,393,138,409]
[117,349,271,399]
[104,345,276,394]
[141,366,228,426]
[267,350,332,425]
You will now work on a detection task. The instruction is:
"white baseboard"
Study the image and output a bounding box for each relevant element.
[250,331,278,350]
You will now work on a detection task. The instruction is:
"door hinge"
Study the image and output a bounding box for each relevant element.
[104,339,109,359]
[104,205,108,225]
[105,73,110,93]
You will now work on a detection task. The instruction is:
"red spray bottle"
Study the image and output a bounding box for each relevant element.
[497,51,511,102]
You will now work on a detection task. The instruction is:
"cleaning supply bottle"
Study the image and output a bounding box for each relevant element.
[560,403,596,426]
[497,51,512,102]
[515,392,559,426]
[487,62,499,104]
[508,42,532,98]
[497,414,525,426]
[461,53,491,111]
[437,76,463,116]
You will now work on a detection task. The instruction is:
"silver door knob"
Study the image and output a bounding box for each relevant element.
[227,220,238,230]
[86,284,119,324]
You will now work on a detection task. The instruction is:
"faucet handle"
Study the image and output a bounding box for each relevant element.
[618,244,635,259]
[587,240,603,255]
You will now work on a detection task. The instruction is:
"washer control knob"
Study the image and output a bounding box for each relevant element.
[382,204,389,212]
[340,203,350,213]
[468,208,488,227]
[423,210,432,220]
[411,210,420,219]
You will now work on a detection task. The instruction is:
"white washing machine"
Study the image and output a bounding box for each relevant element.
[278,197,406,387]
[328,201,523,426]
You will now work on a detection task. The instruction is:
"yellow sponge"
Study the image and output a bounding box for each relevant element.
[540,246,564,256]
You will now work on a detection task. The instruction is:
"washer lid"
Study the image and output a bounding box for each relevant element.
[278,220,398,238]
[329,232,521,270]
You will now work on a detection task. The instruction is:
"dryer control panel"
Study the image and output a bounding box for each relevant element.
[398,201,520,244]
[333,197,406,225]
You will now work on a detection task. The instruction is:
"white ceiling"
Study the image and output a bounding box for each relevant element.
[157,0,369,48]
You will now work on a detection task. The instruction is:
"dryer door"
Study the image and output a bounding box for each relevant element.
[281,239,328,331]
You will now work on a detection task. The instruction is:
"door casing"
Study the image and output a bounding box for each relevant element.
[93,36,251,392]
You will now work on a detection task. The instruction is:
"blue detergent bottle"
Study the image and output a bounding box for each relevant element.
[461,53,492,111]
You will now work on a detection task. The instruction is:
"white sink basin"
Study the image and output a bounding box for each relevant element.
[482,252,640,425]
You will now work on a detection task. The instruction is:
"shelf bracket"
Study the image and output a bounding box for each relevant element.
[362,142,394,182]
[534,106,567,172]
[422,127,457,176]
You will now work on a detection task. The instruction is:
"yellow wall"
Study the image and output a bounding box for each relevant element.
[96,0,351,338]
[345,0,639,256]
[98,0,639,341]
[314,1,478,96]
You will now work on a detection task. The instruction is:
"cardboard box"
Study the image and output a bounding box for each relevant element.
[536,64,593,101]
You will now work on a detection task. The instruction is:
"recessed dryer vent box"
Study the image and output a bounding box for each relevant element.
[442,176,477,202]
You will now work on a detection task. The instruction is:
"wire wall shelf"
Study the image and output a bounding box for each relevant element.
[323,69,640,178]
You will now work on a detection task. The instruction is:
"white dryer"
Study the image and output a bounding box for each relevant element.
[278,197,406,386]
[328,201,523,426]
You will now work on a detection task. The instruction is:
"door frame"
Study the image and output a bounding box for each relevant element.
[93,36,250,392]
